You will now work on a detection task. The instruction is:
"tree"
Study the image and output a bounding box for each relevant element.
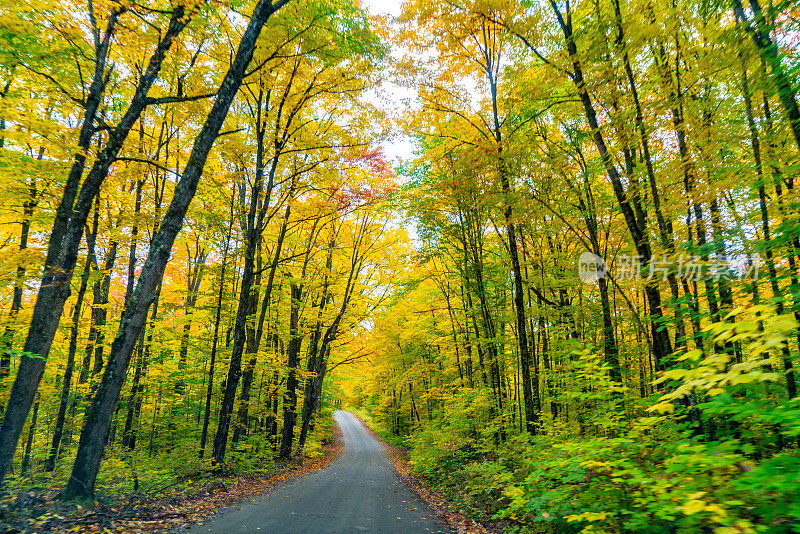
[61,0,291,500]
[0,0,199,485]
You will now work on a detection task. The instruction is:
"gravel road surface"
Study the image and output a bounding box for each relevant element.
[184,410,452,534]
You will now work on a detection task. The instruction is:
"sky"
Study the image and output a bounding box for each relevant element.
[360,0,404,18]
[358,0,421,243]
[358,0,417,165]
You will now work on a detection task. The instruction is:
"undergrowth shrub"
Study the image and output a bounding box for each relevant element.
[378,306,800,534]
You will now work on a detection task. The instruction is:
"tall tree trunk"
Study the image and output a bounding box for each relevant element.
[612,0,686,351]
[549,0,673,369]
[500,169,538,433]
[297,218,369,450]
[200,188,236,458]
[60,0,290,499]
[279,282,303,460]
[214,199,286,461]
[217,85,289,456]
[177,243,207,392]
[231,240,264,445]
[481,35,538,431]
[20,399,39,475]
[297,243,335,451]
[44,246,94,472]
[747,67,799,398]
[125,176,144,304]
[122,330,146,450]
[90,242,118,378]
[0,11,190,485]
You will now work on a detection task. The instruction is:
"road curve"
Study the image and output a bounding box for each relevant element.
[185,410,452,534]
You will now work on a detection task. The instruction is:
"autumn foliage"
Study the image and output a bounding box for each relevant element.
[2,0,800,532]
[0,0,403,507]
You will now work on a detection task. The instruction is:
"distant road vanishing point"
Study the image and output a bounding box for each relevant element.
[184,411,453,534]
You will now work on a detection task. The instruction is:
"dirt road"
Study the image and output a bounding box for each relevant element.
[184,410,452,534]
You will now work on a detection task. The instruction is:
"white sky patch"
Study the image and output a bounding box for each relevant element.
[360,0,404,18]
[359,0,418,167]
[360,0,422,248]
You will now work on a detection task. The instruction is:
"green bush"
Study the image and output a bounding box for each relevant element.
[369,307,800,534]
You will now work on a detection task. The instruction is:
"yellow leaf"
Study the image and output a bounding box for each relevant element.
[683,499,707,515]
[647,402,675,413]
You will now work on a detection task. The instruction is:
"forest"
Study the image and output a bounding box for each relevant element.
[0,0,799,532]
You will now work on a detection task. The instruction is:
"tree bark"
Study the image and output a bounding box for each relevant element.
[20,399,39,475]
[549,0,673,369]
[279,282,304,460]
[0,9,189,486]
[121,330,145,450]
[200,187,236,458]
[44,240,95,472]
[60,0,290,500]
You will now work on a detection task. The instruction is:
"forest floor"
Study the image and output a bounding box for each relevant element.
[350,413,500,534]
[0,428,343,534]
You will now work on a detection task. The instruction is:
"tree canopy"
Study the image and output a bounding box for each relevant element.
[1,0,800,531]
